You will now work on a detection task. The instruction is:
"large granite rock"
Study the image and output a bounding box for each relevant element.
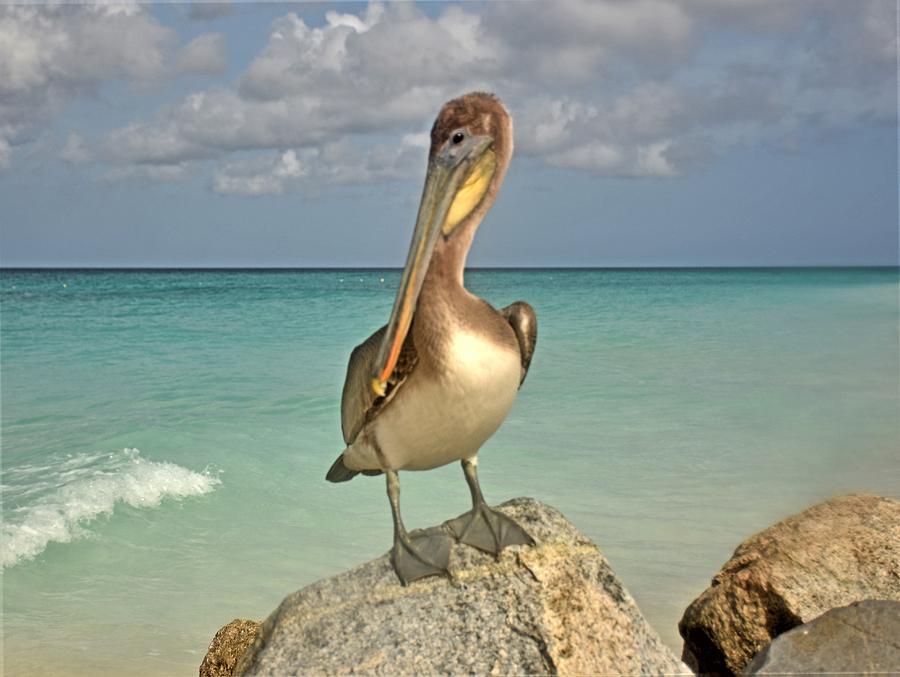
[200,619,262,677]
[679,494,900,675]
[236,497,687,675]
[746,600,900,674]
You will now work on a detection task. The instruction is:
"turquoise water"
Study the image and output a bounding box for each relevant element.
[2,268,898,675]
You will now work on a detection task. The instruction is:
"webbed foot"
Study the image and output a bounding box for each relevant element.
[391,526,454,586]
[445,503,534,557]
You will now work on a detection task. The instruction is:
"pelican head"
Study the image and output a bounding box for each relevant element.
[371,92,513,395]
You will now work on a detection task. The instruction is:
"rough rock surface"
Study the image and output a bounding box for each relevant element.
[679,493,900,675]
[746,600,900,674]
[236,497,687,676]
[200,619,261,677]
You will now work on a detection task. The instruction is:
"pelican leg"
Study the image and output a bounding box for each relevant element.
[387,470,453,585]
[445,458,534,557]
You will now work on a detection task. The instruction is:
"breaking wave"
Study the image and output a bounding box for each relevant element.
[2,448,220,569]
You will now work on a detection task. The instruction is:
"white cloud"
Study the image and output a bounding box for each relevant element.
[401,132,430,149]
[684,0,896,95]
[212,135,427,196]
[102,162,195,183]
[213,149,309,196]
[177,33,227,75]
[4,1,892,183]
[0,136,10,170]
[0,3,228,170]
[60,132,91,164]
[550,140,679,178]
[541,135,679,178]
[104,2,504,169]
[515,86,697,176]
[0,4,172,93]
[485,0,693,82]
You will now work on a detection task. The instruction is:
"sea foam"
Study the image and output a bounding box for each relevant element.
[2,448,220,569]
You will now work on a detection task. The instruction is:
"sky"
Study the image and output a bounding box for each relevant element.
[0,0,897,267]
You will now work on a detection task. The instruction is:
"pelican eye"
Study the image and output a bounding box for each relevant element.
[452,132,465,145]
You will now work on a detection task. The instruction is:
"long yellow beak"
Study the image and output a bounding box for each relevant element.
[371,135,492,395]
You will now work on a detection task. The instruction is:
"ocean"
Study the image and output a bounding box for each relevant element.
[2,268,898,676]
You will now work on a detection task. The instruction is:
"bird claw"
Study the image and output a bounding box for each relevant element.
[390,526,454,585]
[444,503,534,557]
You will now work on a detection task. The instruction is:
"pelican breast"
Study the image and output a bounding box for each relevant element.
[373,324,521,471]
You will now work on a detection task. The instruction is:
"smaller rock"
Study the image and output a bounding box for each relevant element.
[746,600,900,674]
[679,494,900,674]
[200,619,262,677]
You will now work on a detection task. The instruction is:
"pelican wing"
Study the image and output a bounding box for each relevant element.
[499,301,537,386]
[340,324,418,445]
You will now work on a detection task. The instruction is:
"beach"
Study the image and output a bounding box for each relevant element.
[2,267,898,675]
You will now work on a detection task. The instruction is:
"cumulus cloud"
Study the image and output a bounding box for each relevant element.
[486,0,693,84]
[682,0,896,94]
[60,132,91,164]
[513,69,787,176]
[101,3,498,174]
[102,161,196,183]
[177,33,227,75]
[214,150,306,196]
[99,0,894,186]
[0,136,10,170]
[0,3,227,170]
[213,135,427,196]
[3,0,893,183]
[548,140,678,177]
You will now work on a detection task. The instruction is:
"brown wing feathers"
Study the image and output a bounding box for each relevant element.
[499,301,537,386]
[339,324,418,446]
[327,323,419,482]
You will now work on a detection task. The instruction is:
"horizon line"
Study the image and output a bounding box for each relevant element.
[2,265,898,272]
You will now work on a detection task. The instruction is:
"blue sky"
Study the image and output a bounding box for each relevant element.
[0,1,896,267]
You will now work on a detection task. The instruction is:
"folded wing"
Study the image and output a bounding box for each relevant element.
[340,325,419,446]
[499,301,537,386]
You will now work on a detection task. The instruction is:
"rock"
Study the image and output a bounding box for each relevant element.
[235,497,688,676]
[746,599,900,674]
[200,619,262,677]
[679,494,900,675]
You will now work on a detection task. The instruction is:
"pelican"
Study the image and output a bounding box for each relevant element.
[326,92,537,585]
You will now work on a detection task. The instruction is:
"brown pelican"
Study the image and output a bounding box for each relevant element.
[327,92,537,585]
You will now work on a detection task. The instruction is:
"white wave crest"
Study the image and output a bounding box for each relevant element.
[2,448,220,569]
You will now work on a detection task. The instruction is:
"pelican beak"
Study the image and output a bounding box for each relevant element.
[371,134,493,395]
